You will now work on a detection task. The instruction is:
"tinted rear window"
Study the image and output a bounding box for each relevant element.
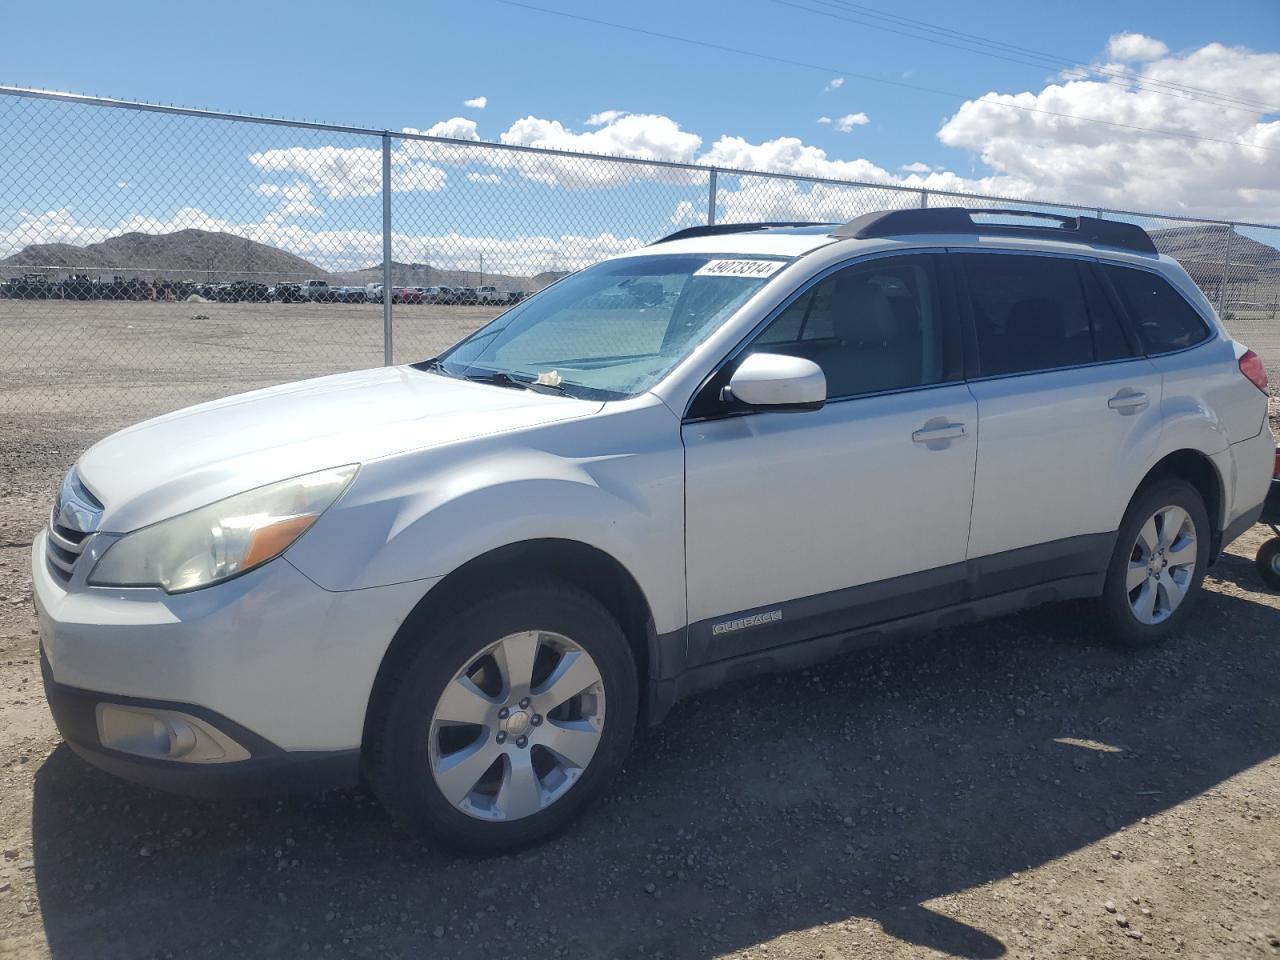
[963,254,1099,377]
[1104,265,1210,355]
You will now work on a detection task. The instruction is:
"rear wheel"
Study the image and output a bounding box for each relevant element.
[372,580,637,853]
[1100,478,1209,648]
[1256,537,1280,590]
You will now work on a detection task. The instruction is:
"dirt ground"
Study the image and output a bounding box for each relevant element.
[0,300,1278,959]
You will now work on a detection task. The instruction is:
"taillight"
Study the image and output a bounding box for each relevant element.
[1238,349,1269,394]
[1274,447,1280,480]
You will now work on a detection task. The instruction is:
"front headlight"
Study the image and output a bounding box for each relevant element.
[88,465,357,593]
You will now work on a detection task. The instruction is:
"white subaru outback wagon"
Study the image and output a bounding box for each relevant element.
[33,208,1276,852]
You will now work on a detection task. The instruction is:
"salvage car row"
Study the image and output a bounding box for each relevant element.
[0,274,528,305]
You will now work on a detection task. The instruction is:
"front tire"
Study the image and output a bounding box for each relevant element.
[1100,478,1210,648]
[371,580,638,854]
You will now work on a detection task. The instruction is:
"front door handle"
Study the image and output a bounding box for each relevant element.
[912,421,967,444]
[1108,389,1149,413]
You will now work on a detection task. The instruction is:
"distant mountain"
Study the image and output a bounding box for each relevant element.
[334,261,564,293]
[1,231,569,290]
[1149,224,1280,281]
[0,229,327,281]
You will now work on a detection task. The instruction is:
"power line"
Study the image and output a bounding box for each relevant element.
[806,0,1280,114]
[495,0,1280,155]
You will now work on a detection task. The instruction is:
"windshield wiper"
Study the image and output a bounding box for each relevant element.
[464,370,573,396]
[415,357,453,377]
[464,371,531,391]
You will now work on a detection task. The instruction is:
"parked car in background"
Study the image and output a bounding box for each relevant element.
[476,285,503,304]
[299,279,331,301]
[393,287,425,304]
[365,284,384,303]
[274,283,303,303]
[330,286,368,304]
[421,286,446,303]
[455,286,479,304]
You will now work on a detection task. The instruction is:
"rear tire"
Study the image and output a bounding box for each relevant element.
[371,579,637,854]
[1099,478,1210,649]
[1256,537,1280,590]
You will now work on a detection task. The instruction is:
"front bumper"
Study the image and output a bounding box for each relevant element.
[33,530,435,796]
[41,648,359,798]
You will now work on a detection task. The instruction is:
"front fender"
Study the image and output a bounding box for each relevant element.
[288,402,687,635]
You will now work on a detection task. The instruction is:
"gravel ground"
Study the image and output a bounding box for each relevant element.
[0,301,1278,959]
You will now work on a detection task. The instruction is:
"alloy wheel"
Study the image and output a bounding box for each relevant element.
[1125,504,1197,625]
[428,631,606,821]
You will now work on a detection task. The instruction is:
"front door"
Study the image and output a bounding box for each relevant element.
[681,252,977,666]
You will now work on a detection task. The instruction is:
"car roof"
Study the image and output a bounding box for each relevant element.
[613,208,1166,265]
[614,226,841,259]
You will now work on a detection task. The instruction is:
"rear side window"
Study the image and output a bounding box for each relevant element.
[963,254,1121,377]
[1104,265,1210,355]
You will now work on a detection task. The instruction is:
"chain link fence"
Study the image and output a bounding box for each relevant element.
[2,86,1277,428]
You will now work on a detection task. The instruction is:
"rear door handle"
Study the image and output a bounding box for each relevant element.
[912,422,967,444]
[1108,389,1149,413]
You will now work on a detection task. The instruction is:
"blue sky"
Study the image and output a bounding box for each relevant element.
[2,1,1278,273]
[3,0,1274,173]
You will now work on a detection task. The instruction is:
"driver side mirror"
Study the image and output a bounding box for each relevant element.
[724,353,826,412]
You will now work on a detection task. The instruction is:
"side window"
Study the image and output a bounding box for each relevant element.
[748,254,952,398]
[963,254,1106,377]
[1104,265,1210,355]
[1079,265,1134,362]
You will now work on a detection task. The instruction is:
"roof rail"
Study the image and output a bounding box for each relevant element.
[832,207,1158,254]
[651,221,831,245]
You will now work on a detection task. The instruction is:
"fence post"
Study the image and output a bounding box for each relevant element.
[707,168,718,225]
[1218,224,1234,319]
[919,190,928,209]
[381,133,393,366]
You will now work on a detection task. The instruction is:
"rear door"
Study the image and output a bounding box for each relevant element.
[681,252,978,666]
[958,251,1162,589]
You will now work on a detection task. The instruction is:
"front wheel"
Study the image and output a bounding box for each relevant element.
[1099,478,1210,648]
[371,580,638,853]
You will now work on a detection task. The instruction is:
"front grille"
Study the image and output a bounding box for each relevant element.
[45,470,103,583]
[46,511,88,581]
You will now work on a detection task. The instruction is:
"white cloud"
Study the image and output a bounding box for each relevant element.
[463,96,488,109]
[586,110,626,126]
[418,117,480,141]
[466,172,503,184]
[1106,32,1169,62]
[253,182,322,217]
[825,77,844,91]
[817,116,833,125]
[900,161,933,173]
[835,112,870,132]
[249,145,449,198]
[938,40,1280,220]
[249,146,385,198]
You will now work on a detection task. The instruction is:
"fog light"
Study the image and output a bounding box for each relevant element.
[96,704,250,763]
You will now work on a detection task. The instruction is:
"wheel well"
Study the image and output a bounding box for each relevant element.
[1137,449,1225,554]
[360,539,655,760]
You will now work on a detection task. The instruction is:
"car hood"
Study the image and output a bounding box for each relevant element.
[76,365,602,532]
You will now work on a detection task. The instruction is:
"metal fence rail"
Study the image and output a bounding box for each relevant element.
[1,85,1277,424]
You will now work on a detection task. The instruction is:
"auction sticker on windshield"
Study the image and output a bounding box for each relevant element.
[693,259,787,278]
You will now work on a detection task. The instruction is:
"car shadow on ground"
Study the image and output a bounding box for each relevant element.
[29,584,1280,960]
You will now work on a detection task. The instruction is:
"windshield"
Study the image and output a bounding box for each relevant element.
[429,253,785,399]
